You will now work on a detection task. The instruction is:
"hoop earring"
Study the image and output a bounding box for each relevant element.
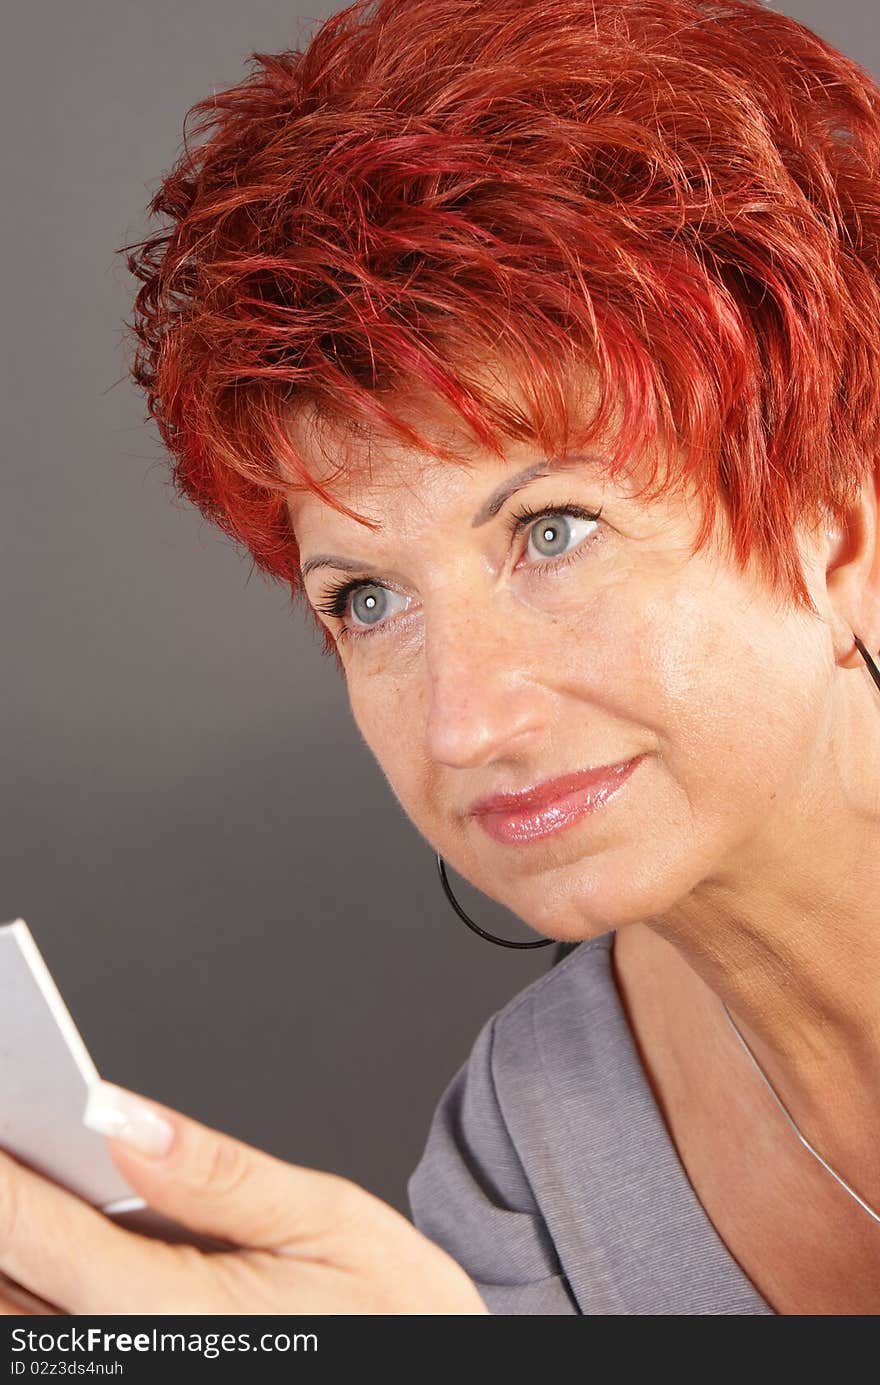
[855,633,880,693]
[435,853,554,948]
[435,633,880,950]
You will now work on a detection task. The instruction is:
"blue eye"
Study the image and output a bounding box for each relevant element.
[313,578,407,638]
[506,501,603,563]
[314,500,603,643]
[351,586,384,626]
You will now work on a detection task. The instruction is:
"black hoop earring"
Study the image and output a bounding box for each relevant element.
[436,634,880,951]
[435,853,554,948]
[855,633,880,693]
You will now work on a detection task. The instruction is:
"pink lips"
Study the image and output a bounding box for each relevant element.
[470,755,644,846]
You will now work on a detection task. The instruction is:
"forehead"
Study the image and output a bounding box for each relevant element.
[284,398,481,512]
[282,360,611,519]
[282,394,647,538]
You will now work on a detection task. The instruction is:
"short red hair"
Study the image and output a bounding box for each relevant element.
[123,0,880,660]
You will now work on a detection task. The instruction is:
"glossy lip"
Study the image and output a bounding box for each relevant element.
[470,755,644,847]
[467,755,643,817]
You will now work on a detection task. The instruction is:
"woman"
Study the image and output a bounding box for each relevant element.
[2,0,879,1316]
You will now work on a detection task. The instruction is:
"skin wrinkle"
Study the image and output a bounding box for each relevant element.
[285,374,880,1309]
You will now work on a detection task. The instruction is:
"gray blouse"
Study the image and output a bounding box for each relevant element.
[407,930,775,1314]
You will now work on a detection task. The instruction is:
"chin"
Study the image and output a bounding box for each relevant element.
[511,887,617,944]
[512,849,681,941]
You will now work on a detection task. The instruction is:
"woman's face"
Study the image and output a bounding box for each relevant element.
[286,401,839,944]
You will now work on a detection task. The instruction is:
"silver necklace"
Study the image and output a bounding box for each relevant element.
[721,1002,880,1226]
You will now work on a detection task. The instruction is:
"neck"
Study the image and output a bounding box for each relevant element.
[623,667,880,1199]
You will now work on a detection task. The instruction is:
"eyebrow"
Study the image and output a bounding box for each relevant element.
[299,453,604,582]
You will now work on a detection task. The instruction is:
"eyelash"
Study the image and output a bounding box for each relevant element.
[314,500,604,644]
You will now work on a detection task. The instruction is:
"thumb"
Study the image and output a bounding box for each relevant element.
[82,1080,356,1252]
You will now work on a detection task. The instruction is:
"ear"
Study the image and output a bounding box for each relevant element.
[821,462,880,670]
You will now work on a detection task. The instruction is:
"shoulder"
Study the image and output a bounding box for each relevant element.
[489,930,615,1051]
[406,933,615,1312]
[472,931,620,1144]
[413,930,616,1173]
[417,930,615,1167]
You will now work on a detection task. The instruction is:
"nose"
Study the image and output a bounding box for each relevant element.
[422,597,547,770]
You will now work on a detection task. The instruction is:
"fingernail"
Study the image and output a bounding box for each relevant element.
[82,1081,175,1158]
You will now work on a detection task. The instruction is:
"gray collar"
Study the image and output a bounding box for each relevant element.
[492,932,775,1315]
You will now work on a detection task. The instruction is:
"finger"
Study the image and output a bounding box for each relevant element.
[0,1270,57,1315]
[85,1081,361,1252]
[0,1147,200,1314]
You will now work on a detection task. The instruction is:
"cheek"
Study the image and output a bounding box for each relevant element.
[345,660,431,817]
[630,577,828,823]
[346,664,400,756]
[546,557,823,848]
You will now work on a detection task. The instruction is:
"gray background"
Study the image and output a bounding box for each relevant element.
[2,1,877,1217]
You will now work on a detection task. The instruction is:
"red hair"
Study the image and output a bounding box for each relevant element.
[123,0,880,662]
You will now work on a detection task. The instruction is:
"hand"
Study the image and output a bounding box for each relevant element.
[0,1082,489,1315]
